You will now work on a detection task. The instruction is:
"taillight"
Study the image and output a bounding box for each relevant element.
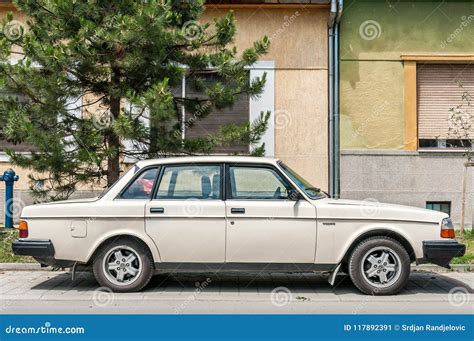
[441,217,455,239]
[18,220,28,238]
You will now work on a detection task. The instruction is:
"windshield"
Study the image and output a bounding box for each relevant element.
[278,161,327,200]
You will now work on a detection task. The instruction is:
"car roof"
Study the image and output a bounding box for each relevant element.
[136,156,279,167]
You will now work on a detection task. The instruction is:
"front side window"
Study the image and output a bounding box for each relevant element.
[120,167,158,199]
[278,162,326,200]
[156,165,221,199]
[228,166,291,200]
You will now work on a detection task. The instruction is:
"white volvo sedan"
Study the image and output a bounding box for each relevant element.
[13,156,465,295]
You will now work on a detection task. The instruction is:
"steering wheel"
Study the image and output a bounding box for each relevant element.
[273,186,281,199]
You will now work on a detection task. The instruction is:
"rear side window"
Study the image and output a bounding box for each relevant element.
[155,165,221,200]
[120,168,158,199]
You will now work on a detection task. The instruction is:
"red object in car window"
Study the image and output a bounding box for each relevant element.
[137,178,154,194]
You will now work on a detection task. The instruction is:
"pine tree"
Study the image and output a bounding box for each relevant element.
[0,0,270,200]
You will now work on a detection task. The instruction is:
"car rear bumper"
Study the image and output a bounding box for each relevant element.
[12,239,76,268]
[12,239,55,257]
[419,240,466,268]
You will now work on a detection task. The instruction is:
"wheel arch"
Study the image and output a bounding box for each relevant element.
[341,229,416,265]
[86,233,159,265]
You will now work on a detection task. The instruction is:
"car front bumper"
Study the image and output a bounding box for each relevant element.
[420,240,466,268]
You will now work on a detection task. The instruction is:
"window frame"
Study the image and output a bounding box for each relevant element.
[153,163,225,201]
[426,201,451,216]
[115,166,161,200]
[401,56,474,152]
[224,163,296,201]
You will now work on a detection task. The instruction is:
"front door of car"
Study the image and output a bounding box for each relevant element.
[224,164,317,264]
[145,164,226,263]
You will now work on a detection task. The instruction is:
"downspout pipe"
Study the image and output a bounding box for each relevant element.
[328,0,343,198]
[328,0,336,197]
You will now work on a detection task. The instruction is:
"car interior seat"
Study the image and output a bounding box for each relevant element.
[201,176,211,199]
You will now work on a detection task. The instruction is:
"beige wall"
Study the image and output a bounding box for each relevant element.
[204,8,329,189]
[2,6,330,191]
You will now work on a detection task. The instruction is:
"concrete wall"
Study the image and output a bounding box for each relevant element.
[339,0,474,225]
[341,150,473,228]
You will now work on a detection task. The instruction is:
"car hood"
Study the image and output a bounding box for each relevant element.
[314,198,447,224]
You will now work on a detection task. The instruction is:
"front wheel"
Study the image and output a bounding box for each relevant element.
[92,238,153,292]
[348,236,411,295]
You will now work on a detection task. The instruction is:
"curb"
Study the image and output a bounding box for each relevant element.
[412,264,473,272]
[0,263,52,271]
[1,263,473,272]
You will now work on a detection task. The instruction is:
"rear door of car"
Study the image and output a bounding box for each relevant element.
[145,163,226,263]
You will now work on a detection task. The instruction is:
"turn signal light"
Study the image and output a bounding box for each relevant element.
[18,220,28,238]
[440,218,455,239]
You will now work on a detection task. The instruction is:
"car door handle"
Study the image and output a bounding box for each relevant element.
[231,208,245,214]
[150,207,165,214]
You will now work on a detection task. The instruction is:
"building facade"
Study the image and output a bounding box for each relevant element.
[339,0,474,227]
[0,1,333,219]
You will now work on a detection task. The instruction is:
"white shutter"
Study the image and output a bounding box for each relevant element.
[417,64,474,139]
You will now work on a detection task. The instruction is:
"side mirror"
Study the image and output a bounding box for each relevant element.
[288,189,303,201]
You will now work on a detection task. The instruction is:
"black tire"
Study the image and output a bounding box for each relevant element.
[348,236,410,295]
[92,237,153,293]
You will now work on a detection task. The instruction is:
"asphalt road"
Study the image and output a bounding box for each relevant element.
[0,270,472,314]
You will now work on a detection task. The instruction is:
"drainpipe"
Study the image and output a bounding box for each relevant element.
[328,0,343,198]
[328,0,336,197]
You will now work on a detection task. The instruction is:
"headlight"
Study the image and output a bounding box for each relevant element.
[441,217,455,239]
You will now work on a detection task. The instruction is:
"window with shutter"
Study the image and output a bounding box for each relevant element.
[0,92,32,152]
[184,71,250,154]
[417,63,474,149]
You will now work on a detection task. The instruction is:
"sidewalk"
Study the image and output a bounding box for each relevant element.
[1,270,472,314]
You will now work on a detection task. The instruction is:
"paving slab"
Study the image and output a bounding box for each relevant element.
[0,270,472,314]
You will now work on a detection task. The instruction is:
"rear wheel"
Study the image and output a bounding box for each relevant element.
[348,236,410,295]
[92,238,153,292]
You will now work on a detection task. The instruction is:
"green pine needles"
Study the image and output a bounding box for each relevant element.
[0,0,271,200]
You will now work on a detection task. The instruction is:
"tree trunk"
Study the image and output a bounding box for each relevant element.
[107,67,121,187]
[107,96,121,187]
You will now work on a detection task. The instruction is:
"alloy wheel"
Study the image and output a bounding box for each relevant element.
[360,246,402,288]
[102,245,142,286]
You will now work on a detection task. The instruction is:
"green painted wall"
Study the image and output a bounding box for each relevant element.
[340,0,474,149]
